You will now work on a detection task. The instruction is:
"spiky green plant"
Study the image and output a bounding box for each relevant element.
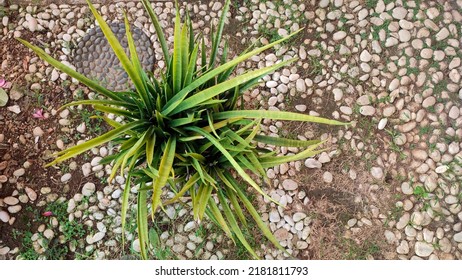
[18,0,347,259]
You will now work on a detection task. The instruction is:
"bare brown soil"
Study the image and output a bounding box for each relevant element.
[0,22,106,257]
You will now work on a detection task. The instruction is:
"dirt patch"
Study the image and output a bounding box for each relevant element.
[289,148,398,259]
[0,23,109,258]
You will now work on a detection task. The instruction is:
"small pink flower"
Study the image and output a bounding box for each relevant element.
[0,79,6,88]
[33,108,45,119]
[42,211,53,217]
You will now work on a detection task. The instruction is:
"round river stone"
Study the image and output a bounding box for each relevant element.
[73,22,155,91]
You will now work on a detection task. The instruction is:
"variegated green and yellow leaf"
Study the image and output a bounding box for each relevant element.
[151,136,177,217]
[47,120,147,166]
[170,59,296,115]
[137,186,149,260]
[214,110,349,126]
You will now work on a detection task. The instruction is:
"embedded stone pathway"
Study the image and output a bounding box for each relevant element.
[73,22,155,91]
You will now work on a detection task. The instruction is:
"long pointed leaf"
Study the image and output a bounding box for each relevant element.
[171,59,296,115]
[121,152,141,248]
[209,0,231,68]
[93,104,138,119]
[215,168,237,193]
[47,120,147,166]
[185,126,271,202]
[58,99,135,111]
[197,184,213,221]
[214,110,349,126]
[141,0,170,64]
[125,13,152,110]
[184,44,199,87]
[206,198,234,242]
[180,23,189,87]
[151,136,177,216]
[108,150,129,183]
[121,173,132,247]
[145,128,156,166]
[137,187,149,260]
[260,141,327,168]
[172,12,182,94]
[254,135,321,147]
[225,188,247,227]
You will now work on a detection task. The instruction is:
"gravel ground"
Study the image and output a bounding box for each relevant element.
[1,0,462,260]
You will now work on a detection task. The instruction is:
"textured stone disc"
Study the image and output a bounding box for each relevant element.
[73,22,155,91]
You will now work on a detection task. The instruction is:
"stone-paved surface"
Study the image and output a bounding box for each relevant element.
[1,0,462,260]
[74,22,155,91]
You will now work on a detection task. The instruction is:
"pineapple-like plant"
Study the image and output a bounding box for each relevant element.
[18,0,346,259]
